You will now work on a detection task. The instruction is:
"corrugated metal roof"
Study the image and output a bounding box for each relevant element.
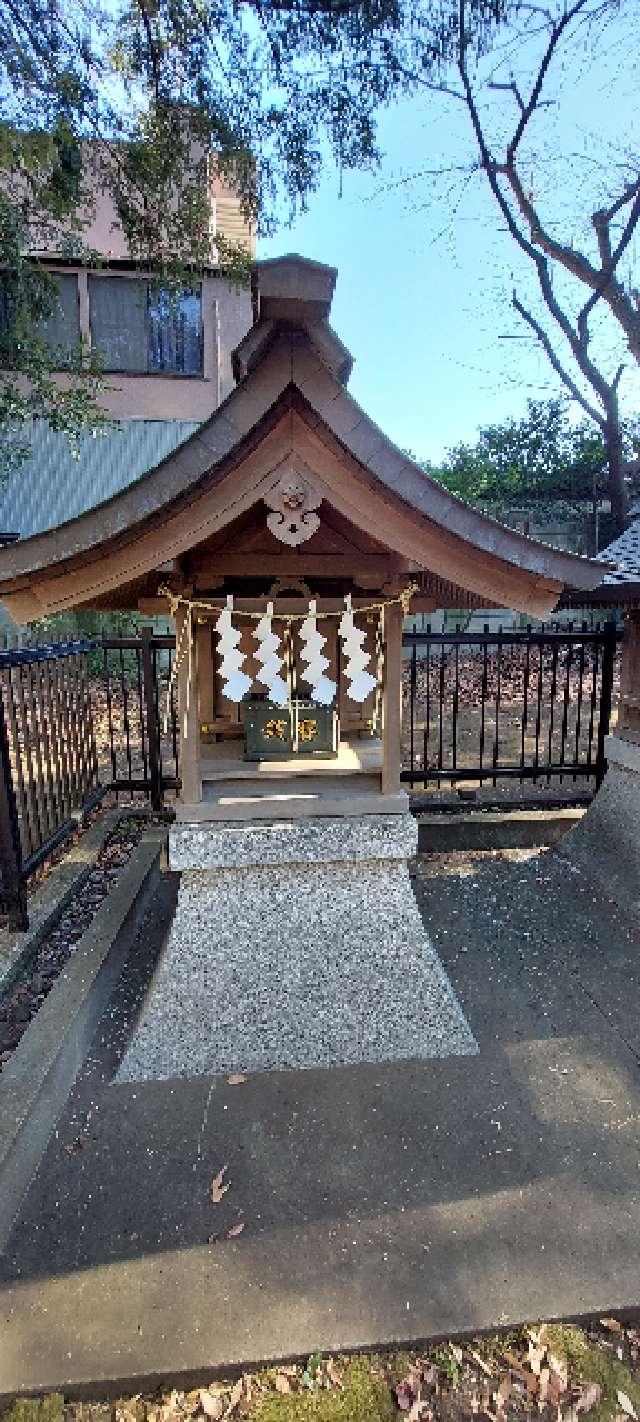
[0,419,201,538]
[598,501,640,584]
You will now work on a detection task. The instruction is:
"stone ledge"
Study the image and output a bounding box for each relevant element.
[416,807,585,853]
[169,811,418,871]
[0,828,167,1252]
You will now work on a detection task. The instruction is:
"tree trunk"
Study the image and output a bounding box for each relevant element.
[604,392,628,538]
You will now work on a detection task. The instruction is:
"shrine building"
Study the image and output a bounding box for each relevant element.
[0,255,605,824]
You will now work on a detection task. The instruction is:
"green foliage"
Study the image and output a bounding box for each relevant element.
[429,399,637,517]
[0,0,509,462]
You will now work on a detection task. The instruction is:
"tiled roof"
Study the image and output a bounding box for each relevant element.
[598,501,640,585]
[0,419,200,538]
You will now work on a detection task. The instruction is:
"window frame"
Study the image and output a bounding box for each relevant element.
[88,273,205,379]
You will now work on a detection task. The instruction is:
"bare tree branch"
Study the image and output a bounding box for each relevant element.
[456,0,632,530]
[512,293,605,426]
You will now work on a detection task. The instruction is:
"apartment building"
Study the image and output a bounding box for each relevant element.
[0,163,255,538]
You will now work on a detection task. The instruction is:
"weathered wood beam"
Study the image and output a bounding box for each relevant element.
[189,553,399,584]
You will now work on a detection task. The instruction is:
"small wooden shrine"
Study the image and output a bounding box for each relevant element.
[0,255,604,822]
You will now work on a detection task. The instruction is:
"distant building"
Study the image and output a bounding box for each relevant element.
[0,157,255,542]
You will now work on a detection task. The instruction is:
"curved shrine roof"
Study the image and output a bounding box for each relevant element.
[0,254,607,622]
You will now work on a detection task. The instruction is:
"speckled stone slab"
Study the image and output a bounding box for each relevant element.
[117,815,477,1081]
[169,813,418,871]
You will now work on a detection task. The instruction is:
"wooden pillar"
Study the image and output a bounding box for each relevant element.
[196,620,215,727]
[381,602,403,796]
[176,604,201,804]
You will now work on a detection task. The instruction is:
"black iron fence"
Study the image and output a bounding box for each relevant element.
[401,620,621,793]
[0,630,179,928]
[0,618,623,927]
[0,638,101,926]
[99,629,179,808]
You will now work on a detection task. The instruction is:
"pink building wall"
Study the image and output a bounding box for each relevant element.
[28,155,255,421]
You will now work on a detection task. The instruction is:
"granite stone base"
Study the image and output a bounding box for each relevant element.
[559,735,640,919]
[117,814,477,1081]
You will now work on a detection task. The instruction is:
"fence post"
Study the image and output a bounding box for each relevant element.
[595,619,617,790]
[141,625,163,812]
[0,689,27,929]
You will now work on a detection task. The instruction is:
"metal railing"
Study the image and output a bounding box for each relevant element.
[99,628,179,809]
[0,629,179,928]
[0,638,100,926]
[401,620,621,793]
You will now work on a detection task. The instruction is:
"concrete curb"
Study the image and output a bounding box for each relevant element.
[0,828,167,1253]
[0,806,137,997]
[416,806,584,853]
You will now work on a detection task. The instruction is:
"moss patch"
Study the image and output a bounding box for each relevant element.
[251,1358,396,1422]
[2,1397,64,1422]
[546,1325,640,1422]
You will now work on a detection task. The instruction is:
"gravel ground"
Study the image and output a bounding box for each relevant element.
[0,817,152,1070]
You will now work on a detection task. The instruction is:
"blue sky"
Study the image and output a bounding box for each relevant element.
[259,6,639,467]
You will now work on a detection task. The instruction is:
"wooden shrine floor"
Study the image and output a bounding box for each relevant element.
[199,735,382,781]
[177,737,408,821]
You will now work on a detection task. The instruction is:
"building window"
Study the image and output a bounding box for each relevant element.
[40,274,81,357]
[88,276,203,375]
[0,272,80,369]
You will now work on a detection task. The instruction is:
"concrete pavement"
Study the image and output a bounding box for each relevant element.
[0,845,639,1397]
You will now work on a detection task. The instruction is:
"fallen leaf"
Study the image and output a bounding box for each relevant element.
[548,1369,567,1407]
[528,1338,548,1375]
[210,1167,230,1204]
[224,1379,243,1416]
[227,1074,247,1085]
[227,1221,245,1238]
[547,1354,569,1391]
[199,1393,223,1420]
[617,1393,637,1419]
[575,1382,603,1414]
[326,1359,343,1390]
[496,1374,512,1407]
[467,1349,494,1377]
[601,1319,624,1334]
[395,1381,415,1412]
[274,1376,290,1395]
[502,1352,539,1394]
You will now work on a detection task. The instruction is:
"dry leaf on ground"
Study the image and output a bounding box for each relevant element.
[199,1393,224,1420]
[227,1222,245,1238]
[274,1375,290,1395]
[617,1392,638,1418]
[226,1075,246,1086]
[601,1319,625,1334]
[575,1382,603,1414]
[326,1359,343,1390]
[210,1168,230,1204]
[223,1379,243,1416]
[467,1349,494,1377]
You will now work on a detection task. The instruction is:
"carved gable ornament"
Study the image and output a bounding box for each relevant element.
[264,463,321,546]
